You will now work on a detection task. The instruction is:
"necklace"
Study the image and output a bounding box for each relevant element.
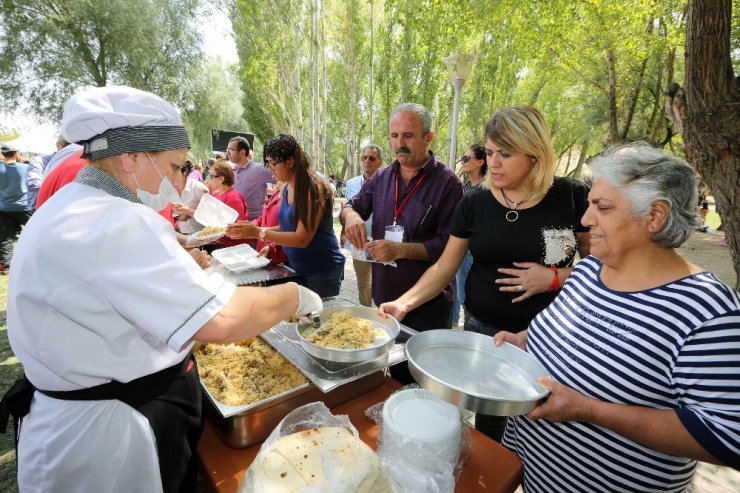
[500,188,531,222]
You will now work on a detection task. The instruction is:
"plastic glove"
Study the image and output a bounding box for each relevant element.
[288,282,323,318]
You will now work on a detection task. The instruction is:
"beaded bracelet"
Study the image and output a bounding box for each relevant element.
[548,266,560,292]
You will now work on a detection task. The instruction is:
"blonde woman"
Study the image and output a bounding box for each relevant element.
[379,106,590,440]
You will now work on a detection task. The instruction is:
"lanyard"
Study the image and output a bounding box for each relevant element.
[393,173,426,225]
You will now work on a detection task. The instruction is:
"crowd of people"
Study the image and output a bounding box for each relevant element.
[0,84,738,493]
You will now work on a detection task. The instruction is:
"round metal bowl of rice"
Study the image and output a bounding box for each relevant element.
[296,306,400,363]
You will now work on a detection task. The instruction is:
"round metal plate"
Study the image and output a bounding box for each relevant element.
[406,329,550,416]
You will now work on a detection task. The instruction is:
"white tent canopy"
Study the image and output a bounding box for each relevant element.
[1,122,58,155]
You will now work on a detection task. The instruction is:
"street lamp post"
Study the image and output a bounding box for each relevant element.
[442,53,477,170]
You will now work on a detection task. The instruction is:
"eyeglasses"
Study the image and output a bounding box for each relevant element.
[265,159,283,168]
[460,155,476,163]
[361,155,378,162]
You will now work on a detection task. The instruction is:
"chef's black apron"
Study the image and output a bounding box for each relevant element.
[0,355,202,493]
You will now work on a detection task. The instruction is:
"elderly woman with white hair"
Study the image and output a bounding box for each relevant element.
[495,142,740,492]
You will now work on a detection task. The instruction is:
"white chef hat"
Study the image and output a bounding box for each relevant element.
[61,85,191,161]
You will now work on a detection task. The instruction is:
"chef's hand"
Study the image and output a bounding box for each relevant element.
[496,262,554,303]
[187,248,211,269]
[172,202,194,220]
[290,282,322,318]
[365,240,399,263]
[225,221,259,239]
[378,300,410,322]
[258,245,272,258]
[527,377,594,423]
[493,330,527,351]
[343,213,368,249]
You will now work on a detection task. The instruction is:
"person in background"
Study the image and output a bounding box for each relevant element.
[205,157,216,179]
[188,161,204,183]
[207,162,248,250]
[1,85,322,493]
[379,106,590,437]
[251,166,288,265]
[342,103,463,331]
[228,137,274,221]
[27,135,71,210]
[0,144,32,275]
[495,142,740,492]
[451,143,487,326]
[341,144,384,307]
[172,160,209,235]
[225,134,345,298]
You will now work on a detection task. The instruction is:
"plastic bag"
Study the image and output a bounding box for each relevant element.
[239,402,389,493]
[364,384,472,493]
[349,238,397,268]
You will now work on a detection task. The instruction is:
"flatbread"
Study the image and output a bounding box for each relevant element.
[249,427,391,493]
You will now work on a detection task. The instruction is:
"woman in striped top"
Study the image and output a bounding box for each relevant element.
[495,142,740,492]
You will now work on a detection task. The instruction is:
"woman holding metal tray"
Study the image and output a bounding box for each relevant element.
[379,106,590,441]
[225,134,345,298]
[492,143,740,492]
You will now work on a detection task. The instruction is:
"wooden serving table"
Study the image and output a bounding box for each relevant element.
[197,378,523,493]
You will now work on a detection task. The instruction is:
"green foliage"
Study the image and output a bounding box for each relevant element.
[0,0,205,120]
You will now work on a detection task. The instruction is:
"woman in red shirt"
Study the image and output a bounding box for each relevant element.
[208,162,248,248]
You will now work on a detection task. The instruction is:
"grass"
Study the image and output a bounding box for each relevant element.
[0,273,21,492]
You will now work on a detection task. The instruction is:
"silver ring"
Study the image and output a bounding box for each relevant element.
[517,285,524,292]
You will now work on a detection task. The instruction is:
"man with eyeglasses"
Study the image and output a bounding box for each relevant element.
[227,136,274,221]
[341,144,384,306]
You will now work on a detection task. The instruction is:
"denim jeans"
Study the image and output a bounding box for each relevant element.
[452,250,473,325]
[300,264,344,299]
[464,313,508,442]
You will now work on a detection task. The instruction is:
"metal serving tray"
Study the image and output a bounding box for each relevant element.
[262,297,416,393]
[203,370,385,448]
[406,329,550,416]
[296,305,401,363]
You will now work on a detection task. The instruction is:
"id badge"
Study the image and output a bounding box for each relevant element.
[385,224,405,243]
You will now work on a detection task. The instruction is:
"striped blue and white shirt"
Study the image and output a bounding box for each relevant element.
[503,256,740,492]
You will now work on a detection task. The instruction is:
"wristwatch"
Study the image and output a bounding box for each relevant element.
[259,228,268,241]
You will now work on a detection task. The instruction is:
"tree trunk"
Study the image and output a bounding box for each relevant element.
[606,47,619,144]
[682,0,740,289]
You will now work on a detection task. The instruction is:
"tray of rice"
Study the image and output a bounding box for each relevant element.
[194,338,386,448]
[296,306,400,363]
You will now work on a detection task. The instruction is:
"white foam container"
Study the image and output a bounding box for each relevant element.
[194,193,239,227]
[381,388,462,469]
[211,244,270,272]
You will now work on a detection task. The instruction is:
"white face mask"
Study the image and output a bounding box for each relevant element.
[133,153,181,211]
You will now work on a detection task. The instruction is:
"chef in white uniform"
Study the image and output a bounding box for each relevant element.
[0,86,322,493]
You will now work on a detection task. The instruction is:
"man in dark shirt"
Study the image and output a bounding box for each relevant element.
[341,103,463,333]
[227,137,274,221]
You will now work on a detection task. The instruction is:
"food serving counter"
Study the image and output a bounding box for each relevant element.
[196,377,524,493]
[206,261,301,286]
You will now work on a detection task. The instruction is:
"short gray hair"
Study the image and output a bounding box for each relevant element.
[589,142,699,248]
[390,103,433,135]
[361,144,383,162]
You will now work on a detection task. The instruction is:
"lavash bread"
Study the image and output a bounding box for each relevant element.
[250,426,391,493]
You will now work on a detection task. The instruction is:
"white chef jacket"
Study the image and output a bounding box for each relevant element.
[7,170,236,492]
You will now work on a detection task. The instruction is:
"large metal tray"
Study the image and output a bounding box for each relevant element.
[203,371,385,448]
[296,305,400,363]
[406,329,550,416]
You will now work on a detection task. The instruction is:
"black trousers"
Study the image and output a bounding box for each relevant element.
[0,209,33,268]
[390,298,453,385]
